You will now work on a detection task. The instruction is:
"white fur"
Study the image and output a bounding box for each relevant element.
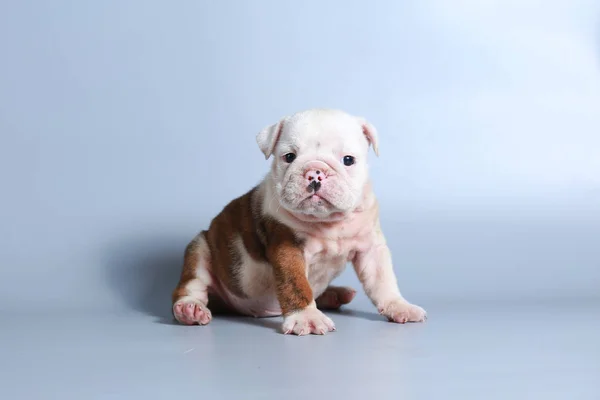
[259,109,373,218]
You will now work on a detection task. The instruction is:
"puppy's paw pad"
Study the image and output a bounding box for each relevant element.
[173,299,212,325]
[282,308,336,335]
[380,300,427,324]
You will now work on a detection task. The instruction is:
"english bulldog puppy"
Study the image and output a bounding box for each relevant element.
[172,109,426,335]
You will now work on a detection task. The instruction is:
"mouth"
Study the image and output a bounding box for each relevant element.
[288,193,334,216]
[305,193,331,205]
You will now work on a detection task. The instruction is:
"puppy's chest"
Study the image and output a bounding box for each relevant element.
[303,236,358,265]
[301,234,366,294]
[300,222,373,264]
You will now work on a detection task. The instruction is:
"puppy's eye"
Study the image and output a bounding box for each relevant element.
[343,155,355,166]
[283,153,296,163]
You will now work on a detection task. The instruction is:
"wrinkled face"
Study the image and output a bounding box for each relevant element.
[257,110,378,219]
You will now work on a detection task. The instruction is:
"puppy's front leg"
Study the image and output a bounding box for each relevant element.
[267,243,335,335]
[353,231,427,323]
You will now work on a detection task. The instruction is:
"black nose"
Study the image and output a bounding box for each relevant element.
[308,180,321,193]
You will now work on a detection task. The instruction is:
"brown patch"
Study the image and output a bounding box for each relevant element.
[263,217,312,314]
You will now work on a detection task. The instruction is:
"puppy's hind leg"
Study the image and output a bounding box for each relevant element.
[316,286,357,310]
[172,232,214,325]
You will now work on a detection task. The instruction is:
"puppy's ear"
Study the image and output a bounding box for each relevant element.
[357,117,379,156]
[256,118,286,160]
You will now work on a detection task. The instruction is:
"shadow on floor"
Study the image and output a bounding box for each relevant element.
[103,235,188,324]
[218,315,282,332]
[328,307,386,322]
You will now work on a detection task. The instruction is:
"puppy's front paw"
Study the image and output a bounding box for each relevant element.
[173,298,212,325]
[282,307,336,335]
[379,300,427,324]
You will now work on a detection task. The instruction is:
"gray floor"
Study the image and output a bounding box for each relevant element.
[2,299,598,400]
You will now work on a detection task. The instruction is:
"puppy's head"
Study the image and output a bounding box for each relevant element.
[257,109,379,219]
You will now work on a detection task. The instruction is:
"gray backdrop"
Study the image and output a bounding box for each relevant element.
[1,1,599,316]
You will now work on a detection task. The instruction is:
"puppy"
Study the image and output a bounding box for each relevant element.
[172,109,426,335]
